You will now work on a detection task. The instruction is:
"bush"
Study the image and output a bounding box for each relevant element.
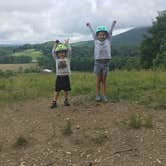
[127,114,153,129]
[0,69,15,78]
[128,114,142,129]
[62,120,73,136]
[14,136,28,147]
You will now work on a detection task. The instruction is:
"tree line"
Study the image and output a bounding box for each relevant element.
[0,10,166,71]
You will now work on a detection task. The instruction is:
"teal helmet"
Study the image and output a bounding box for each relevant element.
[96,25,108,33]
[55,43,67,52]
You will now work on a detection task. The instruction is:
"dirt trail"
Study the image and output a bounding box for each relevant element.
[0,98,166,166]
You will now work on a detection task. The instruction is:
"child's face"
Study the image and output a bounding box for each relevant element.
[57,51,66,59]
[97,31,107,41]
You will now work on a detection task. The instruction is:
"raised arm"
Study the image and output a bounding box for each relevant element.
[109,20,117,40]
[86,22,96,39]
[52,40,59,61]
[64,39,72,60]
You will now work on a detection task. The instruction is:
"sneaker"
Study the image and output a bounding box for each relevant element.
[64,99,70,106]
[95,95,101,102]
[101,96,108,102]
[50,101,57,109]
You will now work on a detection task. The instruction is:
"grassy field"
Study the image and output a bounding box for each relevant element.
[0,63,38,71]
[13,49,43,61]
[0,70,166,108]
[0,70,166,165]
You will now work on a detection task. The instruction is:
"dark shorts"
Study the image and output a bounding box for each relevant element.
[55,75,71,92]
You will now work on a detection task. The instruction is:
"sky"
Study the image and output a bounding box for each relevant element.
[0,0,166,44]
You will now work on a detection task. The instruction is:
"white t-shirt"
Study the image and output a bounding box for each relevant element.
[52,43,72,76]
[56,58,71,76]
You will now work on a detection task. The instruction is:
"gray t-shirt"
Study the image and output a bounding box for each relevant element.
[87,22,116,60]
[94,38,111,60]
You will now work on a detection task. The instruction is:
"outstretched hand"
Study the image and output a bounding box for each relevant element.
[55,40,60,44]
[86,22,90,26]
[113,20,117,24]
[64,38,70,44]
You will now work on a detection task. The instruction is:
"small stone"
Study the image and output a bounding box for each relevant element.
[80,152,85,157]
[87,154,91,158]
[66,151,72,155]
[19,162,26,166]
[88,162,93,166]
[76,125,80,129]
[98,149,101,153]
[156,159,161,164]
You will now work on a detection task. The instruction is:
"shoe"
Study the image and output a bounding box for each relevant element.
[101,96,108,102]
[50,101,57,108]
[64,99,70,106]
[95,95,101,102]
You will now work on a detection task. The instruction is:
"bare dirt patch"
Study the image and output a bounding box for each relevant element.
[0,99,165,166]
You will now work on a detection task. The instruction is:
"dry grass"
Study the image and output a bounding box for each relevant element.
[0,63,38,71]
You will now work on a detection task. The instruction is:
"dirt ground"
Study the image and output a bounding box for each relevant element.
[0,98,165,166]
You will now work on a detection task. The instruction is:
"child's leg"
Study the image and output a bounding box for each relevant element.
[53,91,60,101]
[64,91,70,106]
[101,74,107,96]
[96,74,102,96]
[50,91,60,108]
[64,91,69,100]
[100,63,109,102]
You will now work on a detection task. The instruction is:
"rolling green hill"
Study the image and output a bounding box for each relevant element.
[71,27,149,47]
[13,49,43,62]
[112,27,149,47]
[0,27,149,64]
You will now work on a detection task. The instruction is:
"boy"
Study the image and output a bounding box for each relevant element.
[50,39,72,108]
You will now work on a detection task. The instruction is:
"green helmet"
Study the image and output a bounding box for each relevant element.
[96,25,108,33]
[55,44,67,52]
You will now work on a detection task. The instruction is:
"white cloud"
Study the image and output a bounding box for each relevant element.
[0,0,166,44]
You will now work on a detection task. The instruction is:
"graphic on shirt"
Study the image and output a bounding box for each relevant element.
[52,42,71,75]
[56,58,71,75]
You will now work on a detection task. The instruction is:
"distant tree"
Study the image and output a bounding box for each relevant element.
[153,38,166,70]
[124,56,141,70]
[140,10,166,69]
[71,57,93,71]
[13,56,32,63]
[37,55,54,70]
[0,47,13,57]
[0,56,14,64]
[14,44,33,52]
[34,41,54,56]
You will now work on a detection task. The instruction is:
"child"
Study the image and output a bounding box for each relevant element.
[50,39,72,108]
[86,21,116,102]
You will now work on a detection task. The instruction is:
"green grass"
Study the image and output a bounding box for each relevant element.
[62,120,73,136]
[13,49,43,61]
[14,136,28,147]
[127,113,153,129]
[0,71,166,108]
[128,114,142,129]
[90,128,108,145]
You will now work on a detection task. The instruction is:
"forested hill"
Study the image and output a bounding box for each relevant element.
[112,27,149,47]
[0,27,149,70]
[0,26,149,53]
[71,27,149,48]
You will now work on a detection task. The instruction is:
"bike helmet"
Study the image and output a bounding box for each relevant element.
[96,25,108,33]
[55,44,67,52]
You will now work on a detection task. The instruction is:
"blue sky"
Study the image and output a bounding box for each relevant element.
[0,0,166,44]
